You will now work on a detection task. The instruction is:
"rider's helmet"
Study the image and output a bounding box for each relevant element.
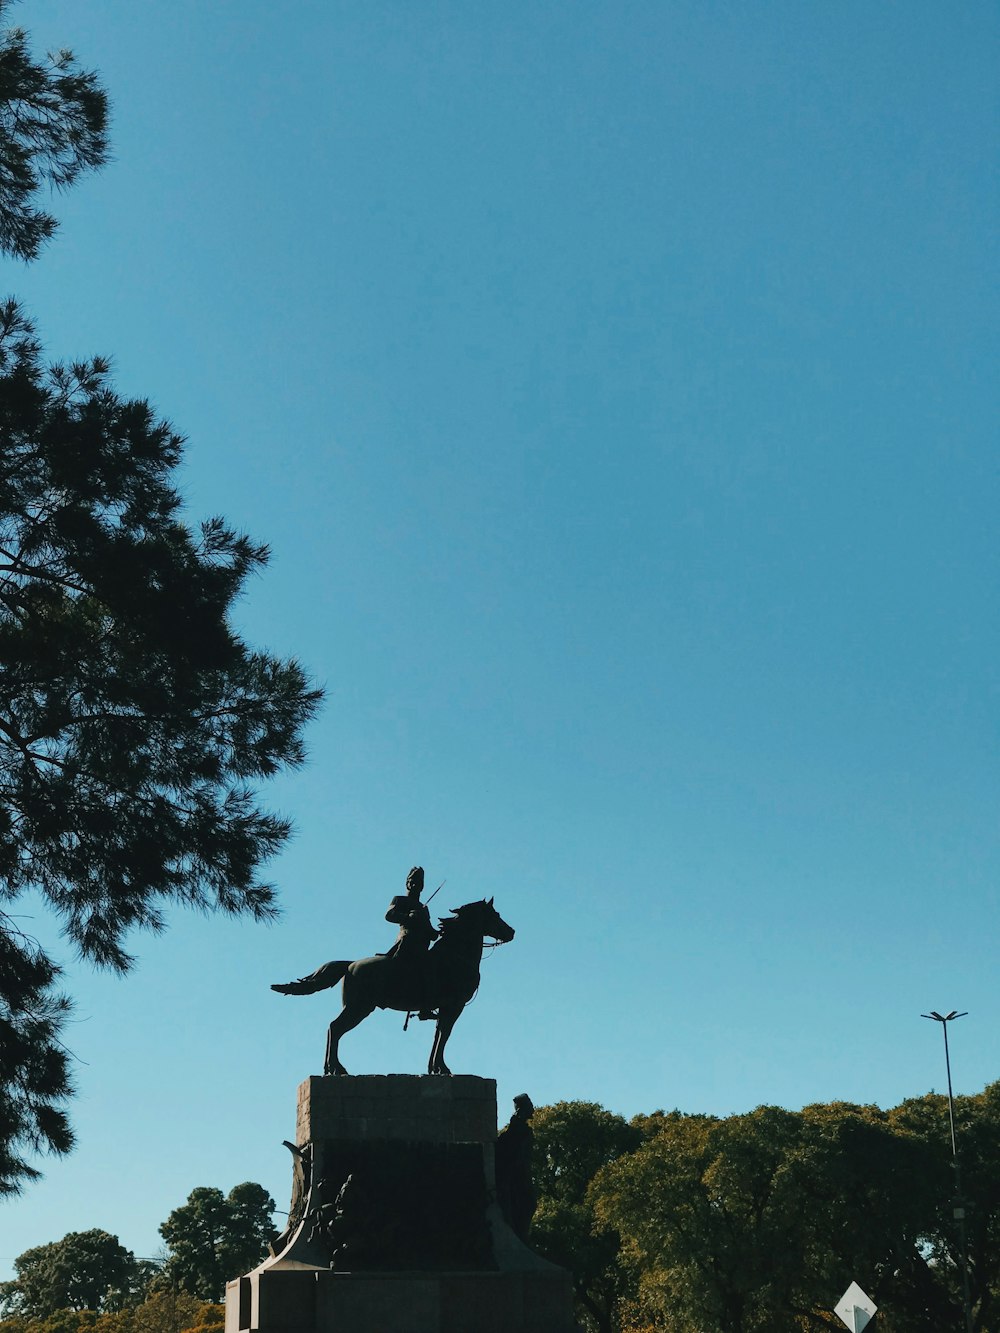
[406,866,425,897]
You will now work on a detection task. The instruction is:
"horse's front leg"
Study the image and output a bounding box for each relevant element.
[428,1004,461,1076]
[325,1000,374,1076]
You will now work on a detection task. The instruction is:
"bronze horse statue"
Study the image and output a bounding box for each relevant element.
[272,899,514,1075]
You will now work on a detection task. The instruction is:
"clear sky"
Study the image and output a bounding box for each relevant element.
[2,0,997,1279]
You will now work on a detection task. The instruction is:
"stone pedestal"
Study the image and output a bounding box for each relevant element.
[225,1075,576,1333]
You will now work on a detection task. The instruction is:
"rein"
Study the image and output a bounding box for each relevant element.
[401,936,507,1029]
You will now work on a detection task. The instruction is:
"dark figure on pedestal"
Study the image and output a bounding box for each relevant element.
[383,866,438,1015]
[271,866,437,1003]
[495,1093,537,1241]
[270,866,514,1075]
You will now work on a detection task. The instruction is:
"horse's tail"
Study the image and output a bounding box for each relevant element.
[271,960,351,995]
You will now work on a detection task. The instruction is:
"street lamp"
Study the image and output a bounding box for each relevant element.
[921,1009,972,1333]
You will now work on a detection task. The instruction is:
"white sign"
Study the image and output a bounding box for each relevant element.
[834,1281,877,1332]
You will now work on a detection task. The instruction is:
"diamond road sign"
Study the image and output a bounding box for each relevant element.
[834,1281,877,1331]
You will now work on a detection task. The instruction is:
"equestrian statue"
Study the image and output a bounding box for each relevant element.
[271,866,515,1076]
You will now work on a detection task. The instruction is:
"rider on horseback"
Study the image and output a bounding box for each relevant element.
[271,865,437,1001]
[271,889,515,1076]
[383,866,438,1016]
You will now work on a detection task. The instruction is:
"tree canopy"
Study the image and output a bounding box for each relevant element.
[0,300,322,1191]
[159,1183,275,1302]
[529,1101,643,1333]
[888,1085,1000,1331]
[0,1291,222,1333]
[5,1091,1000,1331]
[0,1230,143,1318]
[0,0,108,260]
[527,1086,1000,1333]
[0,1180,273,1322]
[0,3,320,1198]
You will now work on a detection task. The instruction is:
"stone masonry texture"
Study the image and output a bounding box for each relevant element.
[297,1074,497,1147]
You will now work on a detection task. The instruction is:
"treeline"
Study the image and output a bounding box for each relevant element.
[0,1294,223,1333]
[6,1088,998,1333]
[529,1082,1000,1333]
[0,1184,274,1333]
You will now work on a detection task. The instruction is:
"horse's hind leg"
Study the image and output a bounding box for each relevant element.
[428,1005,461,1076]
[325,1002,374,1076]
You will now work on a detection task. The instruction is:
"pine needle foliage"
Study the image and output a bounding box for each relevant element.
[0,1,109,260]
[0,302,323,1192]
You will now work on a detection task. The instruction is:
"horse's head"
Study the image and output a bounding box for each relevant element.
[448,897,515,944]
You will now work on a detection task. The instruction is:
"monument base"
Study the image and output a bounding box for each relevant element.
[225,1075,576,1333]
[229,1269,573,1333]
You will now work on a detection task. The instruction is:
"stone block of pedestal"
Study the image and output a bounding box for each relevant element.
[225,1074,575,1333]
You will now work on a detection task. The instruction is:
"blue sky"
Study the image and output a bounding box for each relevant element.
[2,0,997,1277]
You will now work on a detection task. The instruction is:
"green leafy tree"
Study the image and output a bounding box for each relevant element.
[0,1291,215,1333]
[0,913,73,1193]
[0,1,108,259]
[0,297,322,1192]
[0,3,113,1198]
[159,1184,275,1301]
[530,1101,643,1333]
[127,1291,210,1333]
[0,1230,141,1318]
[3,1317,105,1333]
[0,1317,100,1333]
[789,1101,945,1331]
[177,1309,223,1333]
[0,2,320,1196]
[887,1082,1000,1332]
[592,1102,941,1333]
[593,1110,756,1333]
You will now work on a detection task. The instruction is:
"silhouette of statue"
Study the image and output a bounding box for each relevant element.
[271,871,515,1075]
[383,866,438,1014]
[269,1140,311,1256]
[272,866,435,1003]
[495,1093,537,1240]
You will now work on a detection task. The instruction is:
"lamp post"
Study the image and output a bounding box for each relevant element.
[921,1010,973,1333]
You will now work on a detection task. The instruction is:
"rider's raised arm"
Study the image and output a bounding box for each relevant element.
[385,895,407,924]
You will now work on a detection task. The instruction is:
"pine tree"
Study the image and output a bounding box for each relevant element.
[159,1184,276,1301]
[0,302,322,1191]
[0,0,108,259]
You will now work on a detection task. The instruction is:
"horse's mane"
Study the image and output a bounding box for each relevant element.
[435,900,488,939]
